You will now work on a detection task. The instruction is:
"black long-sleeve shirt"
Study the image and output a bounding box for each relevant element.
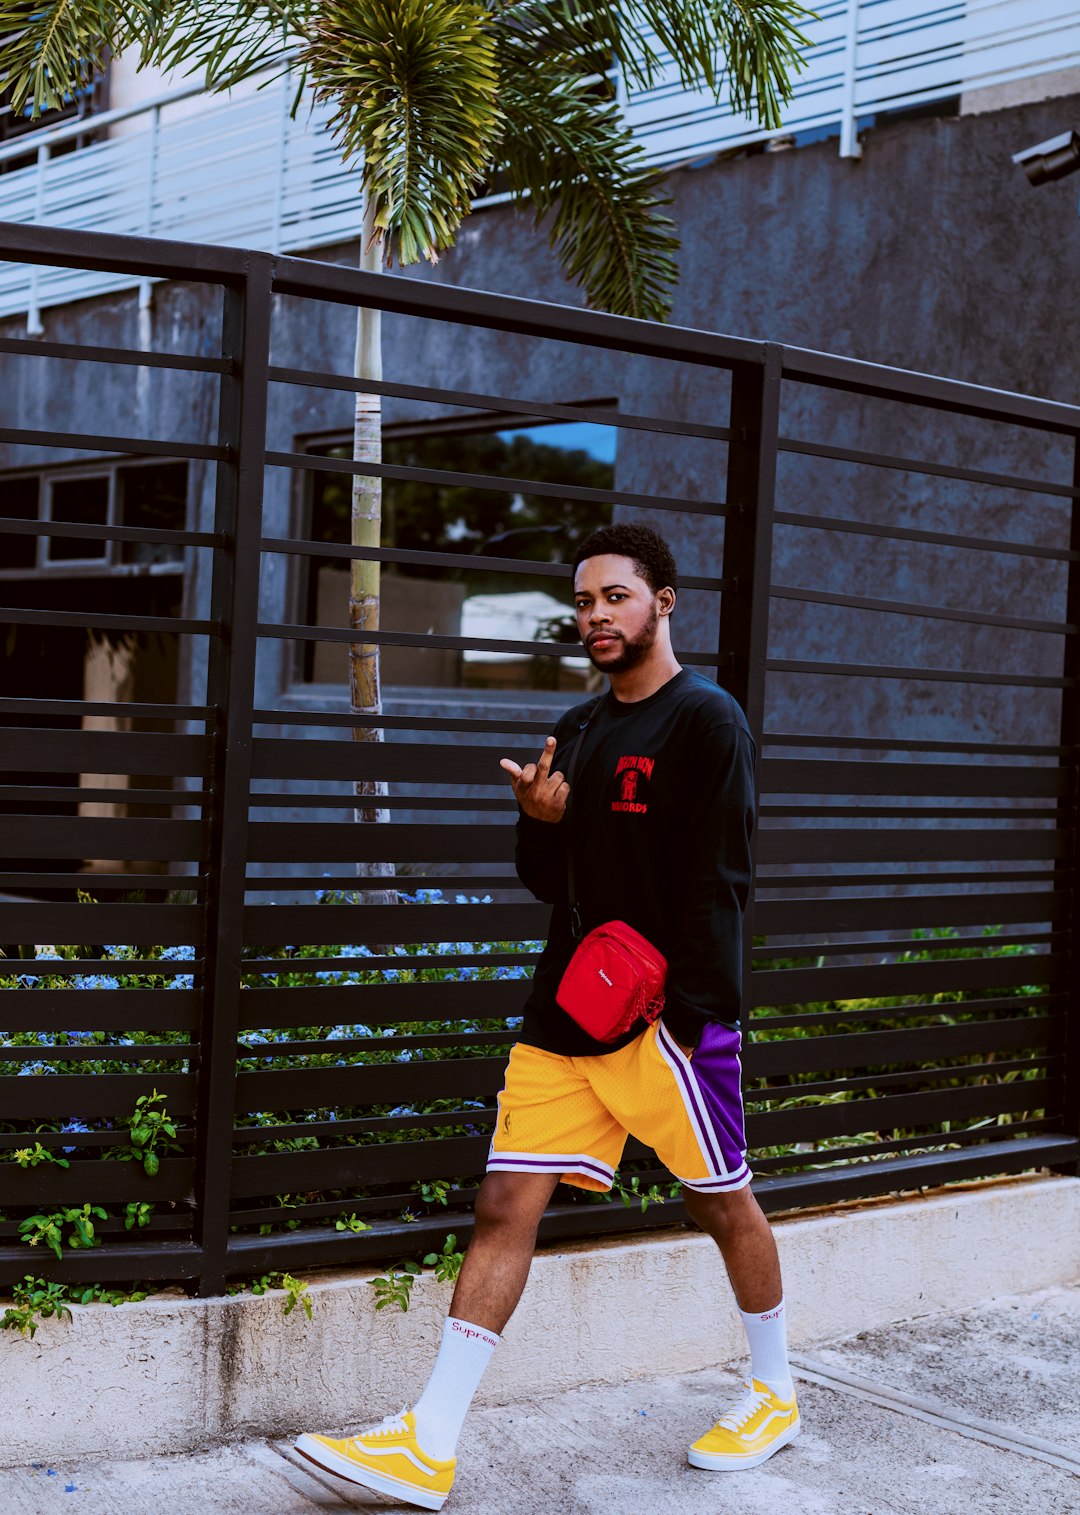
[515,668,756,1057]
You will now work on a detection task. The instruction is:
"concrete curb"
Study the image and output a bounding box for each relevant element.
[2,1173,1078,1466]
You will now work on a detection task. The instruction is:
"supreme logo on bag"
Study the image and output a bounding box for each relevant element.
[557,920,667,1043]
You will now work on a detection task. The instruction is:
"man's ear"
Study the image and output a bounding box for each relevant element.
[658,586,676,617]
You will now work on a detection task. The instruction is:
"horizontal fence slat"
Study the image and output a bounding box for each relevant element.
[238,979,531,1028]
[0,1158,193,1205]
[755,828,1069,865]
[766,657,1072,691]
[0,988,199,1032]
[251,737,519,786]
[751,952,1064,1007]
[746,1077,1055,1147]
[760,759,1072,800]
[777,433,1080,501]
[753,888,1065,935]
[0,818,209,863]
[0,1071,194,1119]
[0,903,205,943]
[230,1136,488,1197]
[744,1014,1063,1079]
[243,902,548,946]
[0,728,211,777]
[246,821,516,864]
[233,1056,508,1112]
[265,365,735,445]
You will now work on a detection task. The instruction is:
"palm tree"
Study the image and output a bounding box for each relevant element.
[0,1,810,851]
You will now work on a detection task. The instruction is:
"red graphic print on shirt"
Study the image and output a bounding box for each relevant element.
[612,754,654,814]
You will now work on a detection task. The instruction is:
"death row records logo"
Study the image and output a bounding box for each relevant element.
[611,753,654,814]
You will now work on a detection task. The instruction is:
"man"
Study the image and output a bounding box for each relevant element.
[297,524,798,1509]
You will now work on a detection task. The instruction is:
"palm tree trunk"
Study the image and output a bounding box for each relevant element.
[348,195,396,902]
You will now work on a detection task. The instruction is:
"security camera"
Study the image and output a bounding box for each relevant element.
[1012,130,1080,187]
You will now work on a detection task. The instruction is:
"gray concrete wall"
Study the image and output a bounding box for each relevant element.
[3,87,1077,765]
[2,1175,1077,1465]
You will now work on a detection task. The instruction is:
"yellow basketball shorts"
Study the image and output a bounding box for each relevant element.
[487,1019,751,1193]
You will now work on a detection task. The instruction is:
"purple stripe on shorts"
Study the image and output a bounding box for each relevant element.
[657,1023,729,1176]
[685,1021,749,1179]
[488,1154,613,1184]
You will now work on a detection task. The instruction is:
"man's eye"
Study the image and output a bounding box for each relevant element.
[608,594,625,603]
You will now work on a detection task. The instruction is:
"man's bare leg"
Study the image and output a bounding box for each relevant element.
[449,1170,560,1332]
[683,1185,781,1313]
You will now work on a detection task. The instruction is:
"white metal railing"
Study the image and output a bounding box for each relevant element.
[1,1,1078,327]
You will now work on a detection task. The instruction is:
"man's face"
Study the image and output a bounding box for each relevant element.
[573,553,662,674]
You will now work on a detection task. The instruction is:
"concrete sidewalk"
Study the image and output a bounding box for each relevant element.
[5,1285,1079,1515]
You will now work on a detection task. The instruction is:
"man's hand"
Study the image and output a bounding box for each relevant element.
[500,737,569,823]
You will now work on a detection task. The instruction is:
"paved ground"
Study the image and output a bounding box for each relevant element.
[4,1285,1079,1515]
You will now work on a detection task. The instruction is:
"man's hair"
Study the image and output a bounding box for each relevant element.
[571,524,678,601]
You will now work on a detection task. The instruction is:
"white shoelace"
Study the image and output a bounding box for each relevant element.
[353,1408,411,1442]
[716,1383,771,1432]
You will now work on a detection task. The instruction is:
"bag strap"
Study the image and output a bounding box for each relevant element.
[563,709,595,943]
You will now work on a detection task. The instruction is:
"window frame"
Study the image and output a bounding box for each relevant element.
[0,456,190,579]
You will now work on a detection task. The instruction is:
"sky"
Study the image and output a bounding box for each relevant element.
[496,421,617,464]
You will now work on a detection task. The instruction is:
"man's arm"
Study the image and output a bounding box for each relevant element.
[500,735,570,904]
[661,718,756,1049]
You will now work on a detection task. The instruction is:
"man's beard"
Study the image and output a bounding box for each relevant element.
[585,606,658,673]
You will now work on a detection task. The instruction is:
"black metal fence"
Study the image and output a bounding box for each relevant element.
[0,220,1077,1298]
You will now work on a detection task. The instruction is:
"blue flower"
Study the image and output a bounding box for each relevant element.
[382,969,400,983]
[160,945,196,962]
[395,1049,413,1062]
[340,944,373,959]
[506,1016,523,1029]
[165,975,194,990]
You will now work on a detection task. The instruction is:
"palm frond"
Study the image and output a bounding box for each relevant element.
[0,0,142,115]
[303,0,501,265]
[711,0,815,127]
[496,46,679,322]
[136,1,313,94]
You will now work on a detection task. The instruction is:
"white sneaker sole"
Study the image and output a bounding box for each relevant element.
[295,1434,450,1510]
[687,1417,801,1471]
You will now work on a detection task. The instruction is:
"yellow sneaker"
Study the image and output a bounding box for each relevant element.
[688,1378,801,1471]
[295,1409,455,1510]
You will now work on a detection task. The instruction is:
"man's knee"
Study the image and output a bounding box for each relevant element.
[683,1182,762,1237]
[474,1171,556,1234]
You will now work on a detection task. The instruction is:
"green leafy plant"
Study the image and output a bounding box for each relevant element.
[108,1089,182,1177]
[8,1142,69,1169]
[423,1233,465,1285]
[611,1174,668,1213]
[123,1200,154,1232]
[335,1212,372,1234]
[247,1270,314,1319]
[414,1179,450,1208]
[0,1276,72,1338]
[17,1203,108,1261]
[371,1261,421,1312]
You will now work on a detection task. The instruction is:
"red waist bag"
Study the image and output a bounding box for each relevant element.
[556,919,667,1044]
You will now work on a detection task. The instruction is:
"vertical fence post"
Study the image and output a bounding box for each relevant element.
[138,103,161,312]
[1055,438,1080,1175]
[719,344,782,1027]
[192,254,274,1296]
[26,142,48,336]
[839,0,862,160]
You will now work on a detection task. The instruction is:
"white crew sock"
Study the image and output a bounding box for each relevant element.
[739,1297,794,1400]
[411,1316,500,1460]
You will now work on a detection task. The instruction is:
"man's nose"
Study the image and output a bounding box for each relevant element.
[589,605,611,623]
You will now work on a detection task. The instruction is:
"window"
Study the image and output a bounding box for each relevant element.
[46,473,110,563]
[296,416,617,692]
[0,460,188,575]
[3,476,38,569]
